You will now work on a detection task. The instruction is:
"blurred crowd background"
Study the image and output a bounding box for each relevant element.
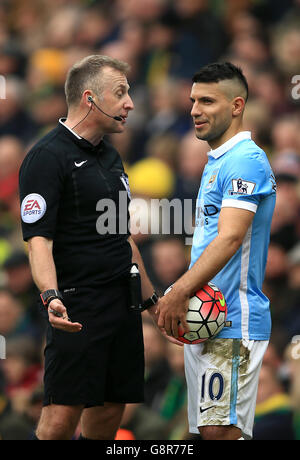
[0,0,299,441]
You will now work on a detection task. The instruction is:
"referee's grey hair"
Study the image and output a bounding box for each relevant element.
[64,55,130,108]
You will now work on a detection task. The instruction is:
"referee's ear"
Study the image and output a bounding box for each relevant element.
[82,90,94,107]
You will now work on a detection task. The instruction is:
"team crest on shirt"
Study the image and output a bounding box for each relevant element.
[206,169,219,190]
[21,193,47,223]
[229,178,256,195]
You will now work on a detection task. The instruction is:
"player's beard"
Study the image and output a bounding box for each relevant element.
[196,115,232,143]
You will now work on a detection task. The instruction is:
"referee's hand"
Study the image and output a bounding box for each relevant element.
[47,299,82,333]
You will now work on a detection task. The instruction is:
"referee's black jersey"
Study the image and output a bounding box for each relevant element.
[19,120,132,289]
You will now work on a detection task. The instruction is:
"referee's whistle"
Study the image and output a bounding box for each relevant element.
[49,308,64,318]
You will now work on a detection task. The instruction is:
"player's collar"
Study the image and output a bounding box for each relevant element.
[208,131,252,159]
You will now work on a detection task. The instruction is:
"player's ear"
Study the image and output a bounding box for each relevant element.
[232,97,245,117]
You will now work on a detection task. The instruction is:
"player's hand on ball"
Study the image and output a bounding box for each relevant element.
[147,305,184,346]
[158,326,185,346]
[48,299,82,333]
[156,286,190,338]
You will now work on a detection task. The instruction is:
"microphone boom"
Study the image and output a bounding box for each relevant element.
[88,96,123,121]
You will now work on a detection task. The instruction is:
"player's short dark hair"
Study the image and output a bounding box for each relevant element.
[193,62,249,101]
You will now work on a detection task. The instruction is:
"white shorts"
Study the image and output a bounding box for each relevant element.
[184,338,268,439]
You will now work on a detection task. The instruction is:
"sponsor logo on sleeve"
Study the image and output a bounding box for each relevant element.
[229,178,256,195]
[21,193,47,223]
[120,173,131,199]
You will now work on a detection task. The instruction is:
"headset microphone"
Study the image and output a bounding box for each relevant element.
[87,96,123,121]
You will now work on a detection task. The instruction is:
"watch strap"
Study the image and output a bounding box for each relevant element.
[40,289,63,308]
[141,292,159,311]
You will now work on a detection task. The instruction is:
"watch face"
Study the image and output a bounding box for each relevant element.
[41,290,61,305]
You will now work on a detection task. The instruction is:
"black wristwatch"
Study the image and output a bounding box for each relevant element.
[40,289,63,308]
[141,292,159,311]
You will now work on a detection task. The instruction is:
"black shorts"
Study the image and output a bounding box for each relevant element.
[43,277,145,407]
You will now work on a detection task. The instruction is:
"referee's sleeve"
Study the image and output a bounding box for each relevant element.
[220,152,271,214]
[19,147,65,241]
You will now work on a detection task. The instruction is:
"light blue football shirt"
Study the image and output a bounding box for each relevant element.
[190,131,276,340]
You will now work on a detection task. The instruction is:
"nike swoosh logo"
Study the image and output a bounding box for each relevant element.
[75,160,87,167]
[200,406,215,413]
[219,294,225,307]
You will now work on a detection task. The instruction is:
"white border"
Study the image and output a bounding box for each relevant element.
[208,131,251,159]
[239,225,253,341]
[59,117,82,139]
[222,199,257,213]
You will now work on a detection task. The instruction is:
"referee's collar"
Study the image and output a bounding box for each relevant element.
[59,117,82,139]
[208,131,252,159]
[58,117,104,152]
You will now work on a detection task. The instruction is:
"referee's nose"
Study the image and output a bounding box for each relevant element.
[125,94,134,111]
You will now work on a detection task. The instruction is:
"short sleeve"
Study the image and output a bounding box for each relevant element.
[19,147,65,241]
[219,152,271,214]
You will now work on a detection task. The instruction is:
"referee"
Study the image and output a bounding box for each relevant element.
[19,55,162,440]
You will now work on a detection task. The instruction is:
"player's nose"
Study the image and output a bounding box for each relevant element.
[191,103,202,118]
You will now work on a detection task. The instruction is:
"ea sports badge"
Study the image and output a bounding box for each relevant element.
[21,193,47,223]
